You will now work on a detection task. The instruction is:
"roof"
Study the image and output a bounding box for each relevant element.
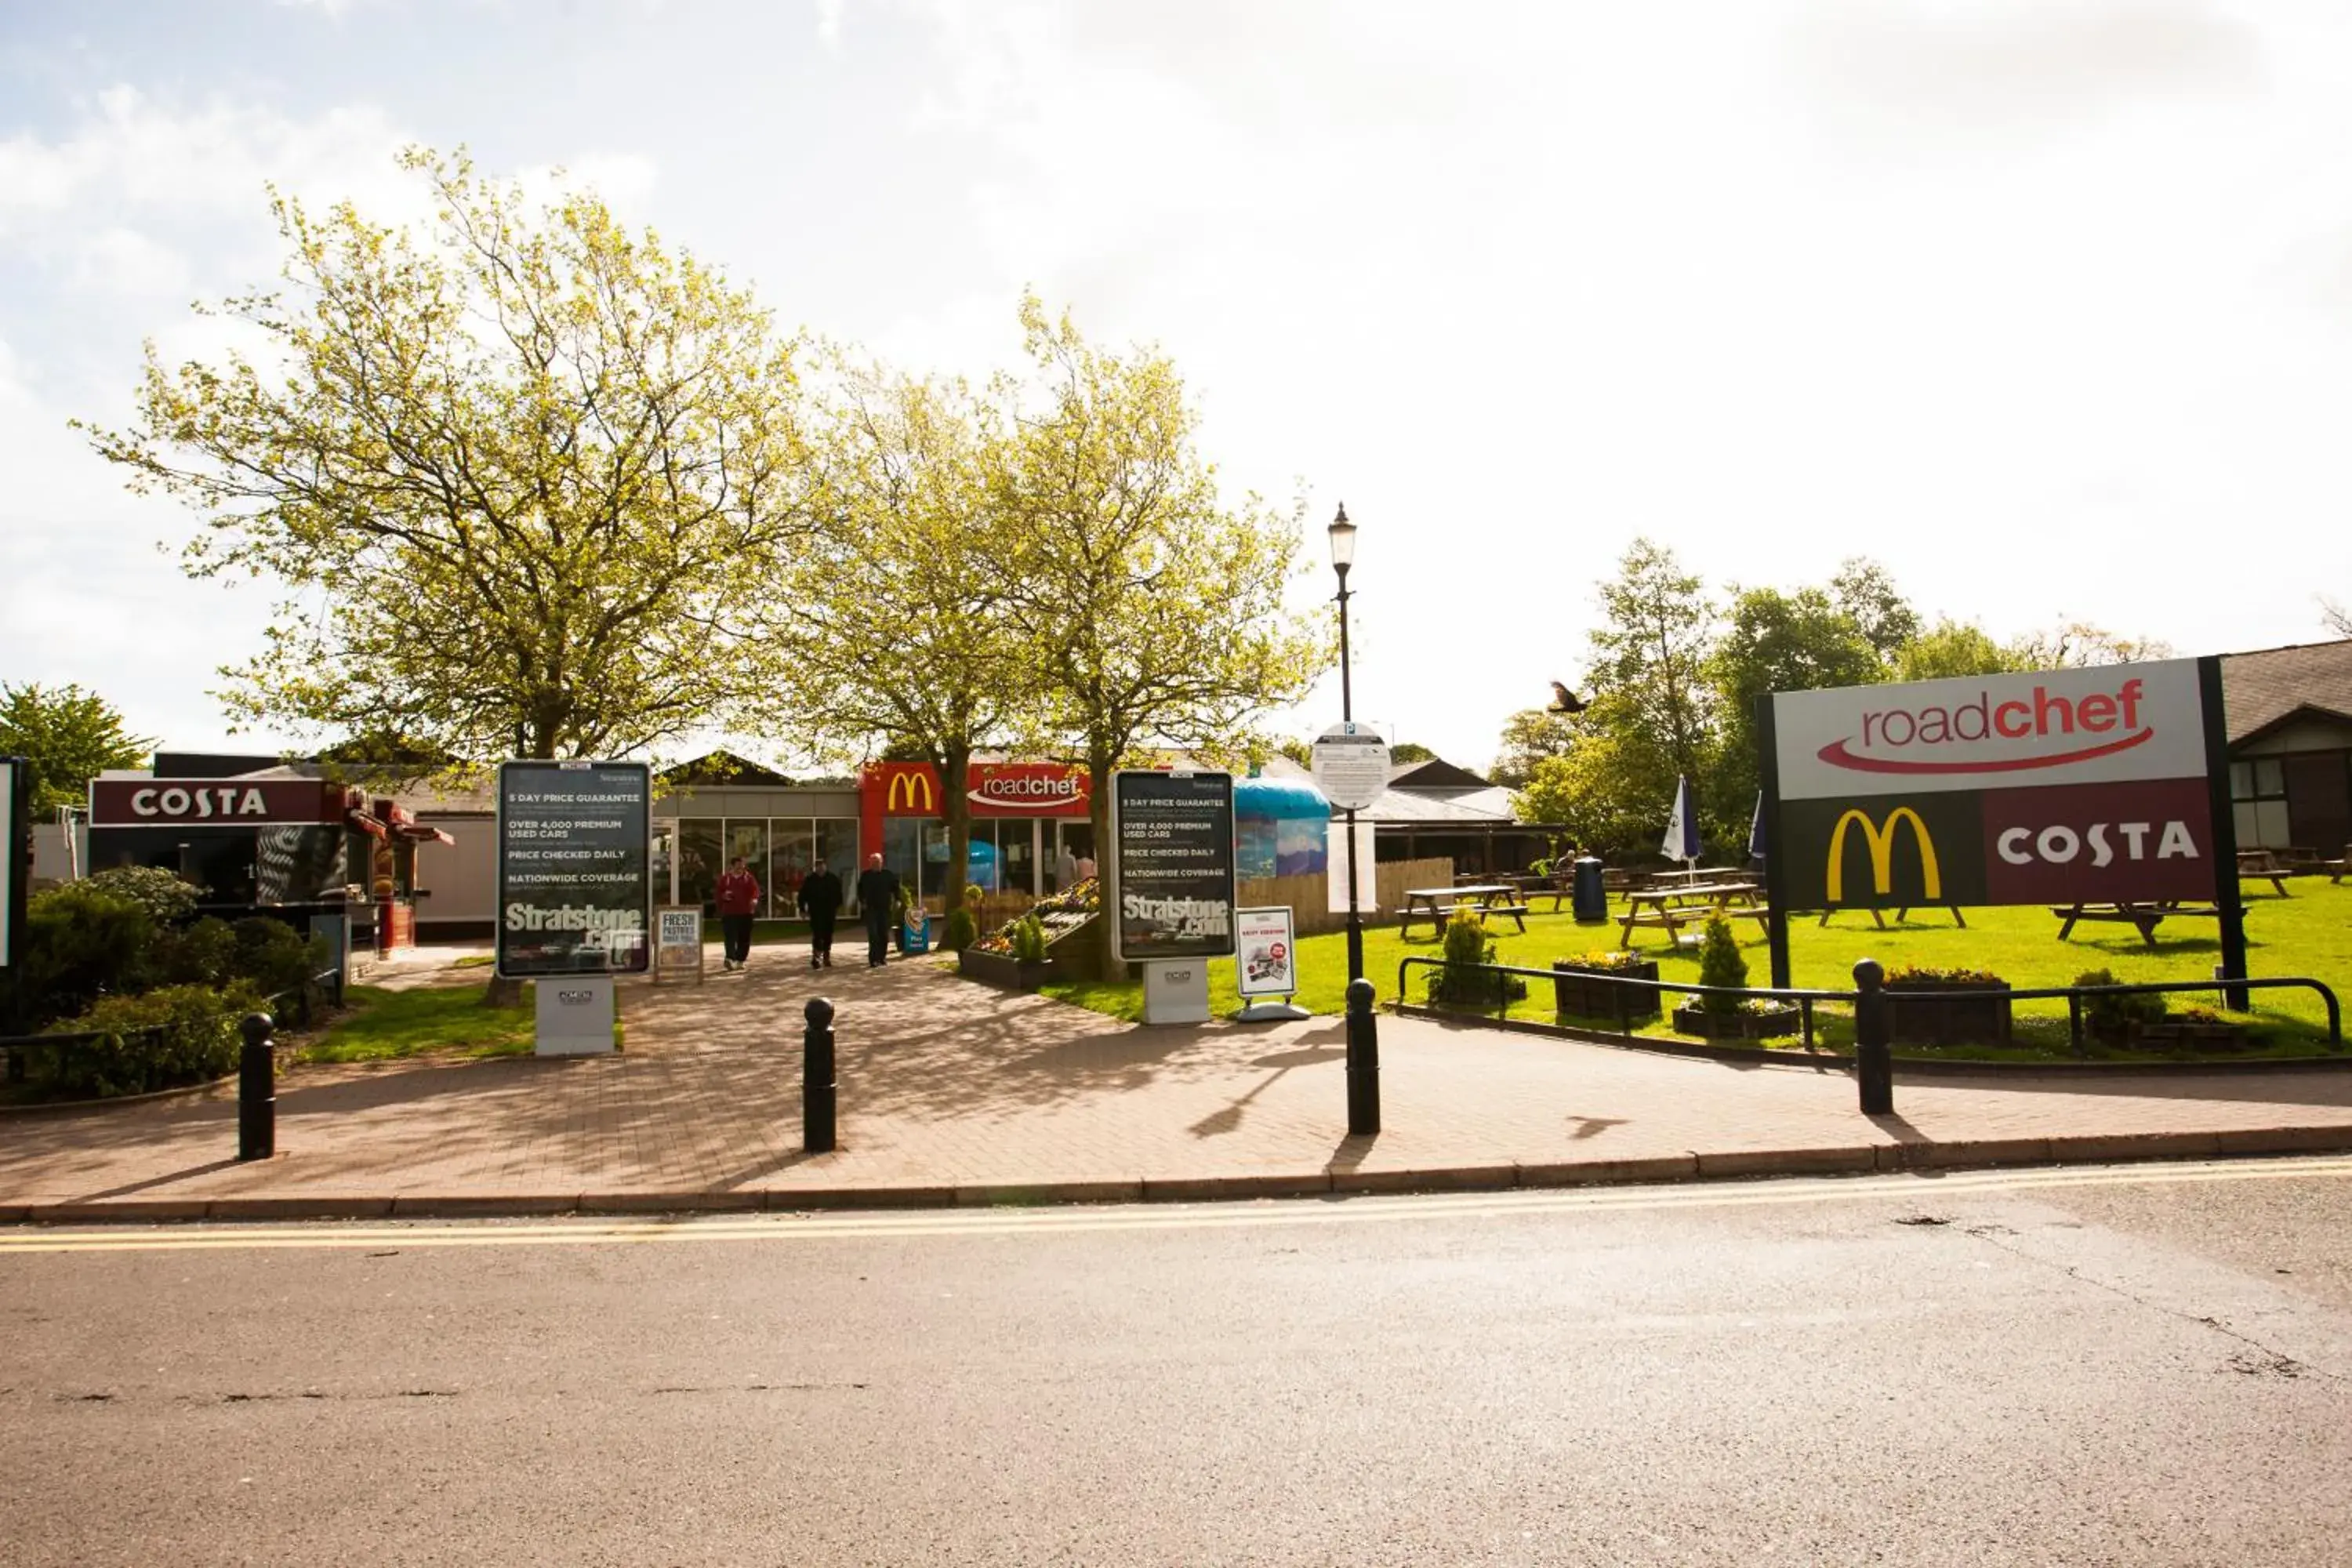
[1385,757,1494,793]
[2222,640,2352,745]
[1359,785,1523,825]
[662,750,793,787]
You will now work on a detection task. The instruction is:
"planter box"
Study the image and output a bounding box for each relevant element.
[1886,979,2012,1047]
[956,948,1051,992]
[1672,1003,1802,1042]
[1552,960,1661,1021]
[2131,1019,2252,1052]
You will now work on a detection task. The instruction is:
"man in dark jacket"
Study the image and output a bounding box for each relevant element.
[797,856,844,969]
[714,855,761,971]
[855,854,899,968]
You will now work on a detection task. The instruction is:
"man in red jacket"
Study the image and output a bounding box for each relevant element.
[714,855,762,971]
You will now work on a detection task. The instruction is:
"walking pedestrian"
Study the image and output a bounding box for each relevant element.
[1055,840,1079,893]
[715,855,761,971]
[798,855,844,969]
[855,853,899,968]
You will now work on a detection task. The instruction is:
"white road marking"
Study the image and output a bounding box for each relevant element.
[3,1155,2349,1254]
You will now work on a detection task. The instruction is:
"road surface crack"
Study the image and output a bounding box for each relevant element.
[1960,1225,2339,1383]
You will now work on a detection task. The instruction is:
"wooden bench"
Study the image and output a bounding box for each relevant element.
[2052,902,2226,948]
[1399,899,1531,939]
[1618,903,1772,948]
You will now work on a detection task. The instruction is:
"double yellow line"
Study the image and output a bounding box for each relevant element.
[4,1155,2348,1255]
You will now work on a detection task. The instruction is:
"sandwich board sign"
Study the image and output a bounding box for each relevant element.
[655,905,704,983]
[1233,905,1308,1022]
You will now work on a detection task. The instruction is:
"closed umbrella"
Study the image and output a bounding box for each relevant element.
[1748,789,1767,865]
[1662,775,1700,872]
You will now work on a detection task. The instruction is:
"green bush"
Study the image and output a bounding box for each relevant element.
[85,866,200,925]
[943,907,978,953]
[1011,914,1050,965]
[2074,967,2166,1038]
[228,917,330,999]
[1428,907,1526,1006]
[1696,916,1748,1014]
[151,916,238,988]
[5,883,156,1030]
[39,982,263,1098]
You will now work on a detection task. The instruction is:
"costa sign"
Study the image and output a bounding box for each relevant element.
[89,778,350,827]
[1762,658,2230,916]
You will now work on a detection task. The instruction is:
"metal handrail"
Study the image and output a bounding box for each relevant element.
[1396,956,2343,1054]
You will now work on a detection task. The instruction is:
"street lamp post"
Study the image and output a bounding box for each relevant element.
[1329,503,1362,986]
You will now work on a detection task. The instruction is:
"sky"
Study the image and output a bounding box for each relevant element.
[3,0,2350,775]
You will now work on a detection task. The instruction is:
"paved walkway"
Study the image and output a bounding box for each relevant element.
[5,947,2352,1220]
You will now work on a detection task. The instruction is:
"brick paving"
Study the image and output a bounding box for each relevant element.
[5,947,2352,1219]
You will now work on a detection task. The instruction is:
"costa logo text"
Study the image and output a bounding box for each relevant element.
[1825,808,1940,903]
[131,786,270,820]
[1820,677,2153,775]
[1996,819,2198,867]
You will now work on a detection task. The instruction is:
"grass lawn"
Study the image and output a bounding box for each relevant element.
[304,982,541,1063]
[1040,881,2352,1059]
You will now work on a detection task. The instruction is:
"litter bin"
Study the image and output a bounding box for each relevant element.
[1572,856,1607,924]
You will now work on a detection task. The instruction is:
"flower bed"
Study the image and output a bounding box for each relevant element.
[2132,1007,2252,1052]
[1671,1000,1802,1042]
[1551,952,1661,1020]
[1883,965,2012,1047]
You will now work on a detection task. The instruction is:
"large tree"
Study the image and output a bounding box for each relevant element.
[0,682,153,815]
[1708,585,1886,818]
[1893,618,2024,683]
[757,360,1034,915]
[993,298,1323,968]
[1585,538,1715,789]
[82,147,810,761]
[1828,557,1921,663]
[1488,708,1577,789]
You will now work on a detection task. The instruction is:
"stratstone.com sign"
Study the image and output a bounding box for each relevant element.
[1110,770,1237,963]
[1767,659,2226,910]
[496,760,652,978]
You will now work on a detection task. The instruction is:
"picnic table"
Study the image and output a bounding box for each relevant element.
[1618,881,1769,949]
[1399,884,1530,939]
[1820,905,1968,929]
[2052,901,2232,948]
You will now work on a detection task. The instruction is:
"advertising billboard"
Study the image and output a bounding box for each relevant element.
[1235,906,1298,998]
[495,760,652,979]
[1110,770,1237,962]
[1766,659,2227,915]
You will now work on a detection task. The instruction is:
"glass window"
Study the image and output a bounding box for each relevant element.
[815,818,858,891]
[768,818,815,919]
[650,824,675,906]
[880,818,922,913]
[989,817,1036,898]
[2231,759,2292,849]
[724,820,768,910]
[678,818,724,912]
[256,826,347,905]
[178,832,259,909]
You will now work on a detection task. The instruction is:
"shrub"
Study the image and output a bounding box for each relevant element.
[151,916,238,988]
[1011,914,1050,965]
[85,866,200,925]
[1886,964,2004,985]
[963,884,985,910]
[943,907,978,953]
[2074,967,2166,1037]
[5,883,156,1030]
[1559,949,1645,973]
[1696,916,1748,1014]
[228,917,330,999]
[1429,906,1526,1006]
[39,982,263,1098]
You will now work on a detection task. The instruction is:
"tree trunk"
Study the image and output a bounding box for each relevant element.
[483,721,557,1007]
[1089,742,1120,981]
[940,744,972,926]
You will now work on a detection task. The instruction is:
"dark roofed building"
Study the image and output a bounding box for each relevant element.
[2223,640,2352,857]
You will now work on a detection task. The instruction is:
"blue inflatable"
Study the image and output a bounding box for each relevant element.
[924,837,1000,891]
[1235,777,1332,880]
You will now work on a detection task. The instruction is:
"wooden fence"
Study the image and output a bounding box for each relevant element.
[1236,857,1453,937]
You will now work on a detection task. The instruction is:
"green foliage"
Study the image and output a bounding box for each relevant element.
[307,983,538,1063]
[1558,949,1646,973]
[943,906,979,953]
[1708,584,1887,821]
[1886,963,2005,985]
[151,916,238,988]
[85,865,198,924]
[228,917,332,998]
[1489,708,1579,789]
[39,982,263,1098]
[1512,695,1685,858]
[964,883,986,909]
[5,884,154,1030]
[1894,619,2023,683]
[1428,907,1526,1006]
[1389,742,1437,764]
[1828,557,1921,661]
[0,682,152,815]
[80,147,808,761]
[1696,916,1748,1013]
[1010,914,1050,965]
[2073,967,2168,1036]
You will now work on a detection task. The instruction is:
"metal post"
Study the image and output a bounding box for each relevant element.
[238,1012,275,1161]
[1337,569,1363,989]
[803,996,837,1154]
[1345,976,1381,1136]
[1852,960,1892,1115]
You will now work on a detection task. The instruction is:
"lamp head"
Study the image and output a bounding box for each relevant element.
[1327,503,1356,575]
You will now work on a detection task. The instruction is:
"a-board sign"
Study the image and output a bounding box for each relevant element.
[1311,724,1389,812]
[0,757,24,970]
[1235,906,1297,998]
[495,760,652,979]
[1109,769,1237,962]
[1762,659,2228,911]
[655,905,704,983]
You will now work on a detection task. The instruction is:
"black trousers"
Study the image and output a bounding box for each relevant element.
[720,914,753,964]
[864,906,891,966]
[807,910,837,960]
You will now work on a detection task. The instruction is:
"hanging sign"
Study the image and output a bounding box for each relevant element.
[1109,769,1237,962]
[495,760,652,979]
[1235,906,1298,998]
[1311,724,1390,812]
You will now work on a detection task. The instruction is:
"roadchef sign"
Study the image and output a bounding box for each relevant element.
[1766,659,2226,909]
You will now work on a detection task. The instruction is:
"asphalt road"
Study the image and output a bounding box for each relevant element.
[5,1158,2350,1566]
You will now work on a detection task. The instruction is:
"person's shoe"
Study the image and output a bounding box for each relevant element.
[810,955,819,970]
[822,955,833,967]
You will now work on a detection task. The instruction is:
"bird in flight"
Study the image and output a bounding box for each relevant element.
[1548,681,1588,715]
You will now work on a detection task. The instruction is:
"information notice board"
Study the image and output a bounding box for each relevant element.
[1110,769,1237,963]
[496,760,652,979]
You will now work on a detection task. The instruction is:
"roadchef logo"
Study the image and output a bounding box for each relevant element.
[1820,677,2153,775]
[971,771,1083,808]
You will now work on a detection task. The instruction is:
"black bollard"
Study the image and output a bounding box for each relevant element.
[1345,977,1381,1137]
[803,996,837,1154]
[1852,958,1893,1116]
[238,1012,276,1161]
